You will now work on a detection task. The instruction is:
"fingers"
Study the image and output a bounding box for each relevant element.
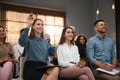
[104,65,113,71]
[28,13,33,20]
[47,63,54,66]
[26,13,34,27]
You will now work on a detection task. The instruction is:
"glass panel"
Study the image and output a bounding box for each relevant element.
[37,15,45,23]
[6,21,27,44]
[7,34,19,44]
[54,26,63,36]
[1,10,64,45]
[45,25,55,45]
[46,16,54,25]
[54,26,63,45]
[54,36,60,45]
[6,22,19,34]
[16,12,28,22]
[55,17,64,26]
[6,11,17,21]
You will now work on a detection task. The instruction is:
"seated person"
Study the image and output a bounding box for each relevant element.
[19,13,59,80]
[44,33,51,46]
[48,46,58,65]
[57,27,95,80]
[86,20,120,80]
[13,28,25,61]
[0,25,14,80]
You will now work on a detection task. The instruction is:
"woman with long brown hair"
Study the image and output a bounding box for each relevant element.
[0,25,14,80]
[19,13,59,80]
[57,27,95,80]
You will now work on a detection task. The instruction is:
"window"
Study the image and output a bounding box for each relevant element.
[1,3,66,45]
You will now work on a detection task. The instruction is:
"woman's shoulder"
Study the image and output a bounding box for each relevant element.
[1,43,13,53]
[73,44,79,49]
[57,44,62,48]
[57,44,65,50]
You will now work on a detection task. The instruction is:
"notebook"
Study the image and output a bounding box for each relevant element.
[96,68,120,75]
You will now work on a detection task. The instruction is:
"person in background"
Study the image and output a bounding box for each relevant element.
[69,26,77,41]
[13,28,25,61]
[19,13,59,80]
[44,33,58,65]
[57,27,95,80]
[44,33,51,46]
[86,19,120,80]
[75,34,87,60]
[0,25,14,80]
[48,46,58,65]
[13,28,25,80]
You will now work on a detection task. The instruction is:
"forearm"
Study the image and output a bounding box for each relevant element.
[19,28,29,47]
[112,60,117,67]
[93,60,106,69]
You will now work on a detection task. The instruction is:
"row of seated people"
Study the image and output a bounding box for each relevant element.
[0,14,120,80]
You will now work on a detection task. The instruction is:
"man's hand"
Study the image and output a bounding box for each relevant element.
[104,64,115,71]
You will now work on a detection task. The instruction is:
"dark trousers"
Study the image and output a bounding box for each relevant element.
[23,61,47,80]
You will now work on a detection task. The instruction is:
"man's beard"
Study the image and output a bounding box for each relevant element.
[97,29,106,34]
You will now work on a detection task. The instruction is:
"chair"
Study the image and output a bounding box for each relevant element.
[12,61,19,80]
[19,57,26,80]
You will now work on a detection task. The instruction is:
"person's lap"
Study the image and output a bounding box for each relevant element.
[93,70,120,80]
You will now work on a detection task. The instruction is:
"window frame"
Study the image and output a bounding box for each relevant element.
[0,3,66,45]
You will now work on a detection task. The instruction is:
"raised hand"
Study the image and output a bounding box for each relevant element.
[26,12,34,28]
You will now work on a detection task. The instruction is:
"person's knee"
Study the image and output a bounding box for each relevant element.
[4,61,14,67]
[84,66,91,71]
[47,67,59,75]
[53,67,59,72]
[79,75,89,80]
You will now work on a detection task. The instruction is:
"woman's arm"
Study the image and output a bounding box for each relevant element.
[19,13,33,47]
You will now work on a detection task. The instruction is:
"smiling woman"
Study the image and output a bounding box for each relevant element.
[57,27,95,80]
[19,13,59,80]
[0,25,14,80]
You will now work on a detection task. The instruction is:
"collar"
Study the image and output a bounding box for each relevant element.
[95,34,106,40]
[34,36,43,41]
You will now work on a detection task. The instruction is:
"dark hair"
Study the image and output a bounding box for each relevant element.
[20,28,25,34]
[76,34,87,45]
[30,19,44,38]
[94,19,105,26]
[0,25,6,43]
[58,27,74,45]
[0,25,5,29]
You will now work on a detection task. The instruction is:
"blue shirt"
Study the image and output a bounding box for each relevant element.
[19,28,49,64]
[86,34,117,69]
[48,46,56,57]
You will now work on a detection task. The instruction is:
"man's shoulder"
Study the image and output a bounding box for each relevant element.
[105,37,113,41]
[87,35,96,42]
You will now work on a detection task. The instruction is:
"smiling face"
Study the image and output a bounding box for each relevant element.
[94,21,107,33]
[64,28,74,42]
[79,36,85,45]
[33,19,44,34]
[0,26,6,38]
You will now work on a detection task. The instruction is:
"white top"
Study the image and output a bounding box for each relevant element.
[57,43,80,67]
[13,43,24,61]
